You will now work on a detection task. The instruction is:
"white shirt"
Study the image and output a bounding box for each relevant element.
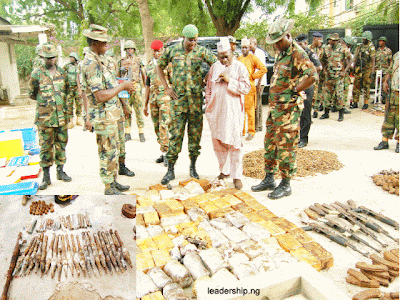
[253,47,267,86]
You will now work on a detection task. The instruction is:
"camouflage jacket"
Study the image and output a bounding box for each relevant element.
[81,51,121,126]
[63,62,78,86]
[320,43,351,79]
[376,46,392,75]
[29,65,68,127]
[146,59,172,101]
[32,56,44,70]
[389,52,399,93]
[117,54,143,83]
[103,55,124,120]
[354,41,375,71]
[157,41,216,113]
[269,42,318,109]
[309,44,324,60]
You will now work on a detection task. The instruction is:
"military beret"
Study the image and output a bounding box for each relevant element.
[295,33,308,42]
[312,32,323,38]
[379,36,387,42]
[151,40,163,50]
[182,24,198,38]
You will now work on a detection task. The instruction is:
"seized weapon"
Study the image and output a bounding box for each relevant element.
[26,233,42,275]
[83,232,100,276]
[1,232,22,300]
[94,233,111,274]
[86,232,103,275]
[45,233,55,275]
[38,234,48,275]
[105,231,124,271]
[113,230,132,268]
[357,205,399,230]
[64,235,75,277]
[50,235,59,279]
[21,236,38,276]
[109,230,127,270]
[80,233,95,277]
[75,235,88,277]
[60,235,68,279]
[69,234,82,277]
[56,235,63,281]
[99,231,119,273]
[14,236,36,276]
[309,222,369,257]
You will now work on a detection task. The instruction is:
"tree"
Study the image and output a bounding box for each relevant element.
[137,0,154,61]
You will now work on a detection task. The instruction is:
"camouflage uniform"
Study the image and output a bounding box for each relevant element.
[352,41,375,104]
[146,59,171,153]
[81,51,121,185]
[64,61,82,118]
[157,41,216,165]
[320,41,351,110]
[118,54,144,132]
[28,65,68,168]
[309,43,324,109]
[33,56,44,70]
[266,42,318,179]
[376,46,393,76]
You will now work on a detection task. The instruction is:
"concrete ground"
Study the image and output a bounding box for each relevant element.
[1,102,399,299]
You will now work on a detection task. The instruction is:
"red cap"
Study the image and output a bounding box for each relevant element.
[151,40,163,50]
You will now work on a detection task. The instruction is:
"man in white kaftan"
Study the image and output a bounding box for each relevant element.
[205,38,251,189]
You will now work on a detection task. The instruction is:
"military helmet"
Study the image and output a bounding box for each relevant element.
[326,34,332,40]
[379,36,387,42]
[343,36,354,45]
[124,40,136,49]
[361,31,373,41]
[69,52,79,61]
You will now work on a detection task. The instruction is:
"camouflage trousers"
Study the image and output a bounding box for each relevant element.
[353,70,372,104]
[167,110,203,165]
[38,125,68,168]
[323,77,345,110]
[95,123,119,185]
[381,91,399,141]
[343,74,351,104]
[66,85,82,117]
[117,119,126,161]
[150,94,171,153]
[264,104,301,179]
[125,82,144,132]
[313,79,324,110]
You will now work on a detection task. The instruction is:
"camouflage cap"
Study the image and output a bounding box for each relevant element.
[124,40,136,49]
[38,43,58,58]
[330,33,340,41]
[82,24,111,42]
[69,52,79,61]
[265,18,295,44]
[378,36,387,42]
[182,24,198,38]
[343,36,354,45]
[362,31,373,41]
[326,34,332,40]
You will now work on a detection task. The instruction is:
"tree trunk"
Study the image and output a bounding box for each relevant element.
[136,0,154,62]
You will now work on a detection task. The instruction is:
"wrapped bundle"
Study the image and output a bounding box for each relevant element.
[136,225,149,240]
[172,186,191,200]
[252,254,277,273]
[170,246,182,261]
[272,250,298,268]
[198,248,229,275]
[136,270,159,298]
[147,266,173,289]
[180,244,197,256]
[211,268,240,287]
[210,217,232,230]
[192,275,212,298]
[228,253,258,280]
[159,190,175,200]
[198,222,229,248]
[242,222,271,242]
[161,214,191,227]
[147,225,165,237]
[187,208,209,222]
[237,240,265,259]
[182,251,210,280]
[137,206,156,215]
[221,226,250,243]
[225,211,250,228]
[164,259,193,288]
[184,181,205,195]
[163,282,189,300]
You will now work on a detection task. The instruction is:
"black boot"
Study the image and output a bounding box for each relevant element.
[164,155,168,167]
[251,172,276,192]
[312,111,318,118]
[319,108,330,119]
[373,141,389,150]
[39,167,51,190]
[125,133,131,142]
[155,154,164,163]
[338,108,344,122]
[362,103,369,110]
[318,103,323,111]
[104,184,124,195]
[331,106,338,112]
[119,162,135,177]
[396,143,399,153]
[268,178,292,200]
[161,162,175,185]
[189,157,199,179]
[56,165,72,182]
[350,102,358,109]
[139,133,146,143]
[343,108,351,114]
[298,139,308,148]
[111,180,130,191]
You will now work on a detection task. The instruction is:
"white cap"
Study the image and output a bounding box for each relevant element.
[217,37,231,53]
[241,37,250,47]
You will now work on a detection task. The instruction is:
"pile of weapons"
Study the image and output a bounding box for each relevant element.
[25,213,92,234]
[300,200,399,257]
[12,229,132,281]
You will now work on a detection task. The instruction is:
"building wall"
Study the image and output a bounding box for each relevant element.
[0,42,21,104]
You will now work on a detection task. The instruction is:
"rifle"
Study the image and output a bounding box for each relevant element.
[348,201,398,230]
[1,233,22,300]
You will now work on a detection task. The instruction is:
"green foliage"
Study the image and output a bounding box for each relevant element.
[15,43,35,79]
[288,11,332,37]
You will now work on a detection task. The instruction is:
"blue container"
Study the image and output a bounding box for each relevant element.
[0,181,39,195]
[29,147,41,155]
[8,155,30,167]
[10,127,38,150]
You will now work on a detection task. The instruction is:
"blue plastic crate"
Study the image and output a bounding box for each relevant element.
[0,181,39,195]
[8,155,30,167]
[10,127,38,150]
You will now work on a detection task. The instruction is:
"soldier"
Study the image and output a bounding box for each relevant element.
[309,32,324,118]
[375,37,393,104]
[251,19,317,199]
[117,40,146,142]
[351,31,375,110]
[319,33,352,122]
[374,52,399,153]
[144,40,171,167]
[228,36,240,58]
[28,43,72,190]
[341,36,354,112]
[32,44,44,70]
[64,52,82,129]
[81,24,135,195]
[238,38,267,140]
[77,47,91,131]
[156,24,217,185]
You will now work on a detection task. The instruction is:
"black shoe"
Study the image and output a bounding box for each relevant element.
[312,111,318,118]
[119,163,135,177]
[56,165,72,182]
[268,178,292,200]
[396,143,399,153]
[164,155,168,167]
[343,108,351,114]
[298,140,308,148]
[161,163,175,185]
[331,106,338,112]
[373,141,389,150]
[125,133,131,142]
[350,103,358,109]
[39,167,51,190]
[139,133,145,142]
[251,172,276,192]
[189,157,199,179]
[155,154,164,163]
[362,104,368,110]
[319,108,330,119]
[338,108,344,122]
[318,104,323,111]
[111,180,130,191]
[105,187,124,195]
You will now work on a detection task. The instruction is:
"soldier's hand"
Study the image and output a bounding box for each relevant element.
[123,81,136,93]
[123,106,130,119]
[85,119,93,132]
[165,88,178,100]
[219,72,230,83]
[144,105,149,117]
[299,91,307,100]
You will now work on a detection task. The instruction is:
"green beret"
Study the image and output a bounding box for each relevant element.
[182,24,198,38]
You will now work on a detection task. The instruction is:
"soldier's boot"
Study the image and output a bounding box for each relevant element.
[312,111,318,118]
[318,103,323,111]
[373,141,389,150]
[104,184,124,195]
[161,162,175,185]
[319,108,330,119]
[350,102,358,109]
[189,157,199,179]
[251,172,276,192]
[39,167,51,190]
[343,108,351,114]
[111,180,130,191]
[139,133,146,143]
[155,154,164,163]
[331,106,338,113]
[56,165,72,182]
[125,133,131,142]
[338,108,344,122]
[362,103,369,110]
[396,143,399,153]
[164,155,168,167]
[268,178,292,200]
[119,162,135,177]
